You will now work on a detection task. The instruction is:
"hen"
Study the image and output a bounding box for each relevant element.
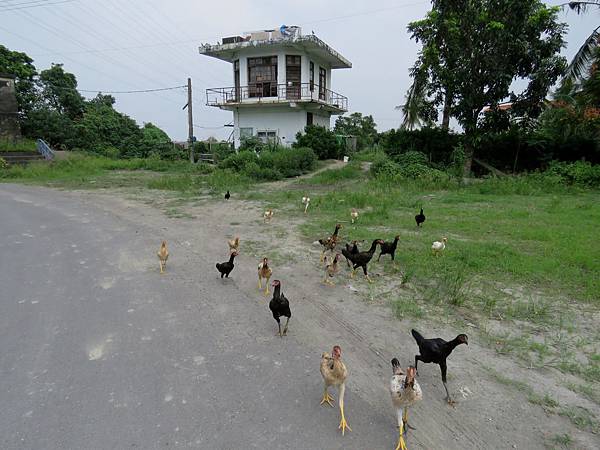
[347,239,383,283]
[257,257,273,294]
[263,209,274,223]
[302,196,311,214]
[269,280,291,337]
[323,253,341,286]
[415,208,425,227]
[431,237,447,256]
[227,236,240,254]
[378,235,400,262]
[320,345,351,435]
[318,223,342,263]
[225,190,230,200]
[341,240,360,268]
[390,360,422,450]
[216,251,238,278]
[157,240,169,274]
[411,329,468,404]
[350,208,359,224]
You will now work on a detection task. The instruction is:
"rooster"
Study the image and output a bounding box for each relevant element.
[225,190,230,200]
[318,223,342,263]
[320,345,351,435]
[347,239,383,283]
[257,257,273,294]
[227,236,240,254]
[157,241,169,274]
[350,208,359,224]
[323,253,341,285]
[390,360,422,450]
[302,196,310,214]
[415,208,425,227]
[269,280,291,337]
[411,329,468,405]
[216,251,238,278]
[263,209,274,223]
[431,237,447,256]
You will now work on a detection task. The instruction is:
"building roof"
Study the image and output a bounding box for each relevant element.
[199,30,352,69]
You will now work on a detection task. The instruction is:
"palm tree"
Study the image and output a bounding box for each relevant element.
[562,1,600,82]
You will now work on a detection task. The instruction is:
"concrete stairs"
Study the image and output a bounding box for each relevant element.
[0,151,46,165]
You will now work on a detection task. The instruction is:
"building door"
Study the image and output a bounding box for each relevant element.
[319,67,326,101]
[286,55,301,100]
[248,56,278,98]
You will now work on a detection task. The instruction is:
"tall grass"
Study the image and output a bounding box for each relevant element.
[0,138,37,153]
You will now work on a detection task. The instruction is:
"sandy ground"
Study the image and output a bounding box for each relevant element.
[3,172,599,449]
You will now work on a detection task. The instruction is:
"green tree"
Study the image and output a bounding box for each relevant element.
[407,0,567,175]
[39,64,85,119]
[293,125,341,159]
[334,112,378,149]
[0,45,37,115]
[563,1,600,83]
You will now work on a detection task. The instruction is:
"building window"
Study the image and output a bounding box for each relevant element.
[309,61,315,92]
[286,55,301,100]
[257,130,278,143]
[248,56,278,98]
[234,60,240,101]
[307,112,313,126]
[319,67,326,101]
[240,127,253,139]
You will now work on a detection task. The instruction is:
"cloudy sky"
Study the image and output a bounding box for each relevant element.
[1,0,597,141]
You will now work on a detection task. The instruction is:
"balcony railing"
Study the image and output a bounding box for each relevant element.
[206,83,348,111]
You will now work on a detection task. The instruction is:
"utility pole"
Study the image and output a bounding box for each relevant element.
[186,77,194,163]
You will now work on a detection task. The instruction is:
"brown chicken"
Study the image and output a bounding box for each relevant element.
[157,241,169,274]
[318,223,342,263]
[320,345,352,435]
[257,257,273,294]
[228,236,240,253]
[323,253,341,285]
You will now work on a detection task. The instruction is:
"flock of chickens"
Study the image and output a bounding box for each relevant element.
[155,194,467,450]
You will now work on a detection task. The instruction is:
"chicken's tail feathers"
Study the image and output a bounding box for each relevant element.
[391,358,404,375]
[411,329,425,344]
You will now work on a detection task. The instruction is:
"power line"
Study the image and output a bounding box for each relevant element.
[78,85,187,94]
[0,0,76,12]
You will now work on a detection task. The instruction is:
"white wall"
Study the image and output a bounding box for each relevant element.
[233,106,304,147]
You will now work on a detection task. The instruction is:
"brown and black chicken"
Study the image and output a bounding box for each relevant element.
[318,223,343,263]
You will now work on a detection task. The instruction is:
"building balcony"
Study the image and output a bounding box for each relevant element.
[206,83,348,113]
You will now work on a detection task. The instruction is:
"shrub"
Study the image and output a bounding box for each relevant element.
[544,161,600,188]
[379,127,460,165]
[396,151,429,166]
[293,125,341,160]
[0,157,8,170]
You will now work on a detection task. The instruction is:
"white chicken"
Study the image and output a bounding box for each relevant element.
[302,196,311,214]
[390,359,422,450]
[263,209,274,223]
[350,208,359,224]
[431,237,448,256]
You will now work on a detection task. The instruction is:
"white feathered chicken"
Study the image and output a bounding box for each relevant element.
[302,196,311,214]
[431,237,448,256]
[390,359,422,450]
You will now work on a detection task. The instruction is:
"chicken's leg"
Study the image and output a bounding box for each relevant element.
[395,408,408,450]
[258,276,262,290]
[159,261,164,274]
[320,385,334,407]
[338,383,352,435]
[264,276,270,295]
[441,362,455,405]
[320,250,325,263]
[282,317,290,336]
[403,407,416,432]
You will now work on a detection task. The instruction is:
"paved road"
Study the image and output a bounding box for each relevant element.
[0,184,392,450]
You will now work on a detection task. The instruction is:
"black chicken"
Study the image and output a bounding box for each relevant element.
[415,208,425,227]
[216,251,238,278]
[225,190,231,200]
[378,235,400,261]
[346,239,383,283]
[341,240,360,267]
[411,329,468,404]
[269,280,291,337]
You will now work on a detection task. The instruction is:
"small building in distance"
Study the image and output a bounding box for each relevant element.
[199,26,351,148]
[0,73,21,140]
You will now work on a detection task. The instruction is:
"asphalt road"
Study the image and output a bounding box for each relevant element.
[0,184,392,450]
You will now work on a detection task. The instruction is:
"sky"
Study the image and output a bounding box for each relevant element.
[0,0,597,142]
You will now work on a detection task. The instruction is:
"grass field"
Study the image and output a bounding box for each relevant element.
[0,138,38,153]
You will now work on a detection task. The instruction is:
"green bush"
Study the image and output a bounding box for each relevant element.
[219,147,316,181]
[379,126,460,165]
[293,125,341,160]
[396,151,429,166]
[544,161,600,188]
[0,157,8,170]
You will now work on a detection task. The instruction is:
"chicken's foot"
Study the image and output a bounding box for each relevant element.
[338,406,352,436]
[282,317,289,336]
[320,388,335,407]
[159,261,164,274]
[395,423,408,450]
[443,382,456,406]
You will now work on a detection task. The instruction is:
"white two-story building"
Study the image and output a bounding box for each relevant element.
[199,26,351,148]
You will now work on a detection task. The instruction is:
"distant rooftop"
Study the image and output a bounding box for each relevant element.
[199,26,352,69]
